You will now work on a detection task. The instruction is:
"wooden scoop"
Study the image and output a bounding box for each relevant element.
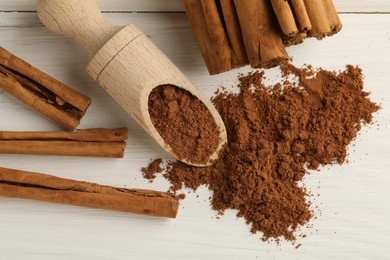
[37,0,227,166]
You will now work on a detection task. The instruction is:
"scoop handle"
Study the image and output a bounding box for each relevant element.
[37,0,122,58]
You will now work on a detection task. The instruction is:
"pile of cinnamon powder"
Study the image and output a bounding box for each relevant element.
[143,64,379,242]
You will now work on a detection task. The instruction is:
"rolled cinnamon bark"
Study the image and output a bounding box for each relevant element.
[0,128,128,142]
[0,140,125,158]
[0,47,91,130]
[183,0,230,74]
[234,0,289,68]
[0,167,179,218]
[0,128,127,158]
[290,0,312,33]
[322,0,342,35]
[303,0,332,39]
[201,0,237,70]
[271,0,298,37]
[220,0,248,65]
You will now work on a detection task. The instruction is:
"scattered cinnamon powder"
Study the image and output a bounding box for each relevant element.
[148,85,220,165]
[141,159,163,181]
[143,64,379,242]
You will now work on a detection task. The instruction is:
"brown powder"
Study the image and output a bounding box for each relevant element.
[141,159,163,181]
[148,85,220,165]
[143,64,380,242]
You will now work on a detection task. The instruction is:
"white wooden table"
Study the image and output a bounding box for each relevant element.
[1,1,389,259]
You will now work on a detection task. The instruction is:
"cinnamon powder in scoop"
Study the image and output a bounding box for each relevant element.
[143,64,379,242]
[148,85,220,165]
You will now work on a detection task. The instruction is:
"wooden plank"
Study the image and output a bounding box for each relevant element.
[0,12,389,259]
[335,1,390,13]
[1,0,390,12]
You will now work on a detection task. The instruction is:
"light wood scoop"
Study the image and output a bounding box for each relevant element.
[37,0,227,166]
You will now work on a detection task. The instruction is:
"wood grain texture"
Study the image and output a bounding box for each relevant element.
[37,0,122,58]
[0,6,389,260]
[1,0,390,12]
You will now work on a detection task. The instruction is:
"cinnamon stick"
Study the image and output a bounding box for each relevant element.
[183,0,229,74]
[201,0,238,70]
[322,0,342,35]
[234,0,289,68]
[183,0,249,74]
[219,0,248,65]
[270,0,312,46]
[271,0,307,46]
[303,0,332,39]
[0,127,128,142]
[271,0,298,37]
[290,0,312,33]
[0,47,91,130]
[0,128,127,158]
[0,167,179,218]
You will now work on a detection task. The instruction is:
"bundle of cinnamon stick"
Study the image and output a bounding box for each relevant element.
[183,0,342,75]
